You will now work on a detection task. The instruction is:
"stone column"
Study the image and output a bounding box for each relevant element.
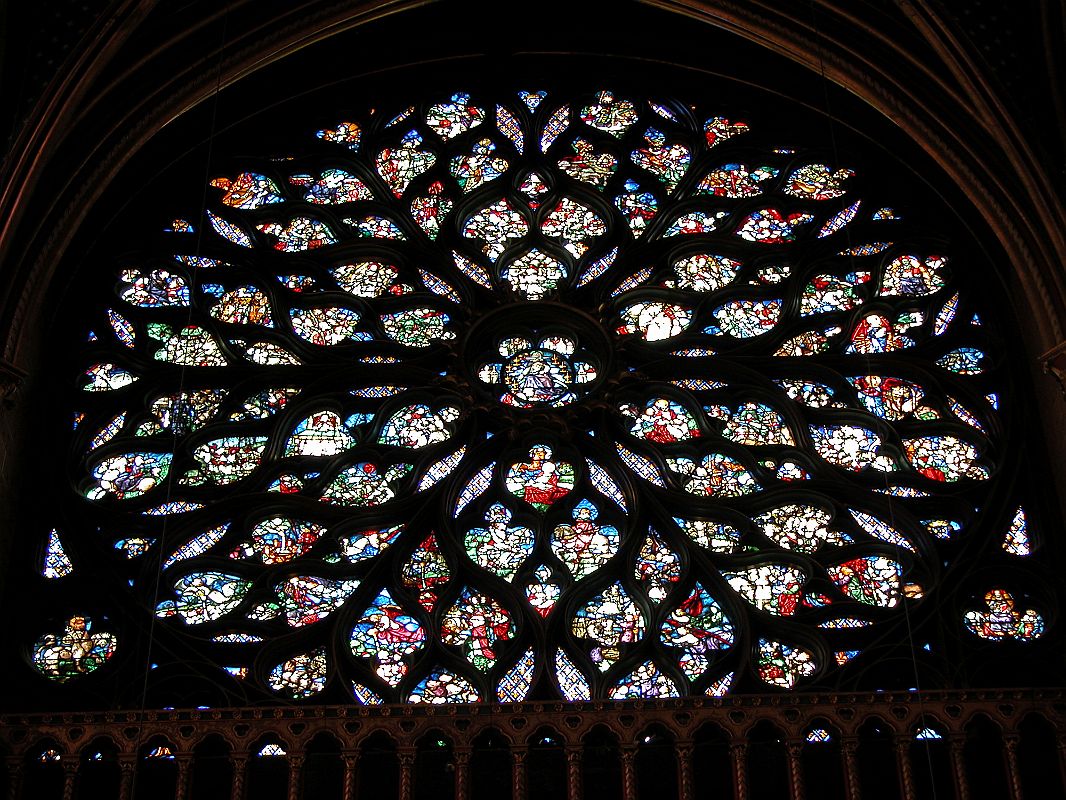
[454,747,471,800]
[949,736,970,800]
[341,750,360,800]
[730,742,748,800]
[229,752,248,800]
[1002,734,1023,800]
[286,754,304,800]
[398,747,416,800]
[620,746,638,800]
[174,753,194,800]
[512,745,528,800]
[60,757,78,800]
[675,741,694,800]
[0,360,25,409]
[841,738,861,800]
[117,755,137,800]
[786,740,805,800]
[5,757,23,800]
[1058,734,1066,796]
[565,745,582,800]
[894,737,916,800]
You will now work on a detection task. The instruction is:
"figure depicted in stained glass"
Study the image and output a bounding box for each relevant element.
[964,590,1043,641]
[501,249,568,299]
[377,130,436,196]
[757,639,816,689]
[551,499,619,579]
[279,575,360,626]
[572,583,645,670]
[505,445,575,511]
[33,616,117,681]
[635,528,681,602]
[621,397,701,443]
[156,572,251,624]
[725,564,806,616]
[441,589,513,670]
[90,452,171,499]
[503,350,571,404]
[466,504,534,581]
[402,534,450,611]
[286,411,355,456]
[320,462,411,506]
[828,556,902,607]
[351,590,425,685]
[618,301,692,340]
[558,139,618,186]
[230,518,325,564]
[379,404,459,448]
[661,585,734,679]
[269,649,327,697]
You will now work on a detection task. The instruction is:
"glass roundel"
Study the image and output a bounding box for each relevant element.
[60,88,1011,703]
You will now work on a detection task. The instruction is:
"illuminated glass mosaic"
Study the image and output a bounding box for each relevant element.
[47,88,1024,703]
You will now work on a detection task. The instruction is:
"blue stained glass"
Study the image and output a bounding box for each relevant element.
[163,523,230,569]
[107,310,136,346]
[497,105,524,154]
[585,459,626,511]
[497,649,535,701]
[610,266,653,297]
[615,443,666,486]
[419,269,462,302]
[418,446,467,491]
[540,105,569,152]
[817,200,862,237]
[555,650,591,701]
[43,529,73,578]
[208,212,253,247]
[455,462,496,515]
[519,90,546,110]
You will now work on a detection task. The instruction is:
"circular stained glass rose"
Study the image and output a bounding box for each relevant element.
[56,88,1016,702]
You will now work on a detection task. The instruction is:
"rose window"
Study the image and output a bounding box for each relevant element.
[38,88,1037,703]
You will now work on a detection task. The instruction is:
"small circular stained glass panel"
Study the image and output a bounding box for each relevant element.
[501,348,576,406]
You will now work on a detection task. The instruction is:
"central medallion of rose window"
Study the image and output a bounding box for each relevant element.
[483,338,590,407]
[469,305,610,409]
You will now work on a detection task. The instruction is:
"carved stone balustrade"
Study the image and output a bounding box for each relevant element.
[2,689,1064,799]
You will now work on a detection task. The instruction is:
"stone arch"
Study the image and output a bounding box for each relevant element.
[414,729,455,800]
[910,715,954,800]
[357,730,400,800]
[746,719,791,799]
[301,729,345,799]
[20,739,65,800]
[692,720,733,799]
[134,734,180,800]
[856,715,902,800]
[76,736,122,800]
[802,718,845,800]
[526,725,568,799]
[470,727,513,800]
[1,7,1064,579]
[189,733,233,800]
[1017,710,1066,799]
[963,712,1011,800]
[580,725,622,800]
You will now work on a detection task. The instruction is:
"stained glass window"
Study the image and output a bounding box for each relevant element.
[39,87,1035,704]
